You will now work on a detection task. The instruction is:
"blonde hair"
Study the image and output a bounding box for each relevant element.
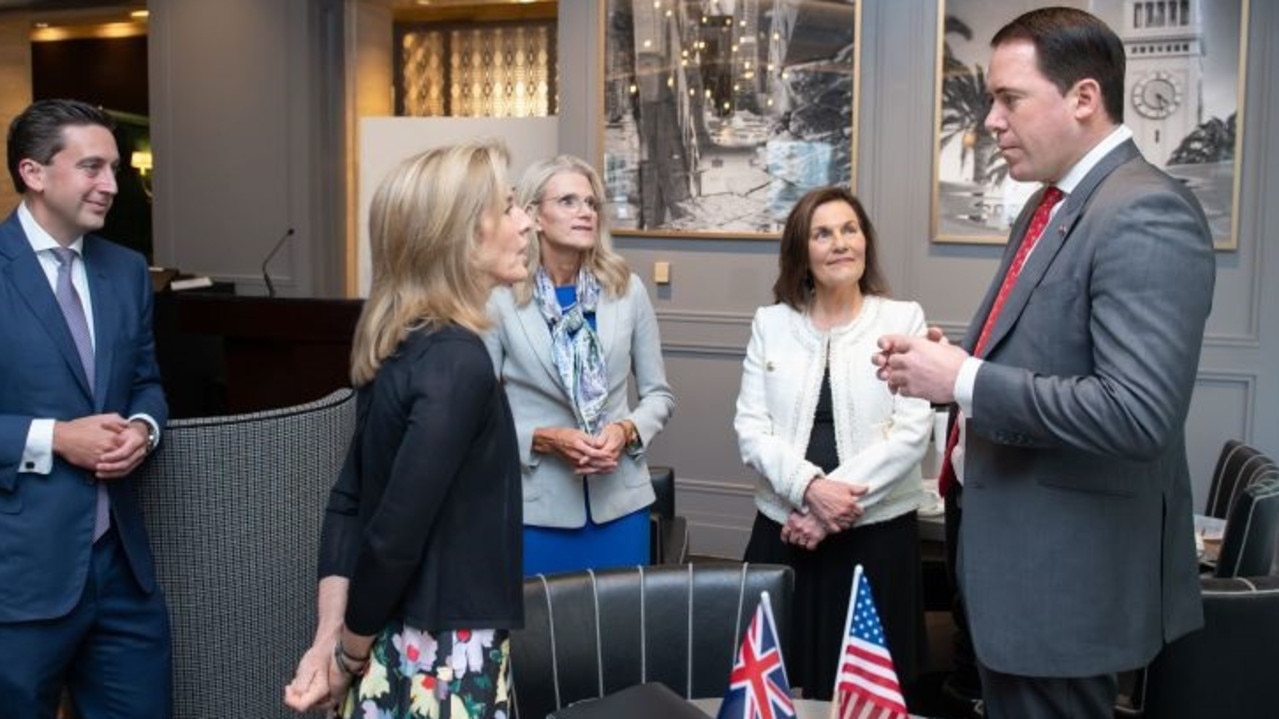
[350,139,510,386]
[512,154,630,305]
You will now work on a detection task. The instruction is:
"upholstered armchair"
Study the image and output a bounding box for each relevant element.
[1134,573,1279,718]
[134,389,356,719]
[649,465,690,564]
[1119,445,1279,717]
[1203,440,1276,519]
[1212,467,1279,579]
[510,562,794,719]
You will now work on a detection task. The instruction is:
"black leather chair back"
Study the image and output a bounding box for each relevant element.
[1214,473,1279,578]
[1141,575,1279,719]
[1204,440,1274,519]
[649,465,676,520]
[647,466,688,563]
[511,562,793,719]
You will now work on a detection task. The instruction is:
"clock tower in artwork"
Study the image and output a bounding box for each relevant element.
[1120,0,1204,165]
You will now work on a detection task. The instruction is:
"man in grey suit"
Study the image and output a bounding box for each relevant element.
[873,8,1213,718]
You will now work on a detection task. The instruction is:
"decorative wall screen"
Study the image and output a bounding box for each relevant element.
[397,21,557,117]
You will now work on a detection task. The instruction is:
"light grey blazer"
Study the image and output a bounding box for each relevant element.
[958,139,1213,678]
[484,273,675,528]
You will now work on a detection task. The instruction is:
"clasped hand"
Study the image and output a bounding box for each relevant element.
[538,424,627,475]
[53,413,151,479]
[872,326,966,403]
[803,477,866,532]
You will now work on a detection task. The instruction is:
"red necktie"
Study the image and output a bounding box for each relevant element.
[937,186,1064,497]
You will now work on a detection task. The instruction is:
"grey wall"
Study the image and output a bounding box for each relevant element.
[557,0,1279,558]
[148,0,344,297]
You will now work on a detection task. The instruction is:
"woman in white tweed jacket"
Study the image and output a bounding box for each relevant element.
[734,187,932,702]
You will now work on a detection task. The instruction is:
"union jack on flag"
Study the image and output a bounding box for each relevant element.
[715,591,796,719]
[833,565,908,719]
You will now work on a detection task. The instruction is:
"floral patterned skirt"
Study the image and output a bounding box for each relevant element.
[339,620,511,719]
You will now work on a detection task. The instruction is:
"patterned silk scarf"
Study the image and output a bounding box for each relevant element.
[533,266,608,433]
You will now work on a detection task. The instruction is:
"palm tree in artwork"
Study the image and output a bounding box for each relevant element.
[1168,113,1236,166]
[938,16,1006,187]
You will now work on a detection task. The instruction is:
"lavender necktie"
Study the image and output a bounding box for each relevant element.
[51,247,110,541]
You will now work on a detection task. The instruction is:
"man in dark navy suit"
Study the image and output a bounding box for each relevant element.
[0,99,170,717]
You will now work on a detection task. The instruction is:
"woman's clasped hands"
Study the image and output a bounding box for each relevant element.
[535,422,633,475]
[781,476,866,549]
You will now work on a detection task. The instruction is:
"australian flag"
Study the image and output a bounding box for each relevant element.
[716,591,797,719]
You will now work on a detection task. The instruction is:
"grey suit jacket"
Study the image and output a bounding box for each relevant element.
[958,140,1213,677]
[485,273,675,528]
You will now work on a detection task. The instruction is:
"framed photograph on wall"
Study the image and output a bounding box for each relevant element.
[932,0,1249,249]
[601,0,861,238]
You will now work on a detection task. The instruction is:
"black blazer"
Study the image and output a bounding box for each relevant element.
[319,324,523,635]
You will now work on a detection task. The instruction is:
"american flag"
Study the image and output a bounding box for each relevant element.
[716,591,797,719]
[833,565,908,719]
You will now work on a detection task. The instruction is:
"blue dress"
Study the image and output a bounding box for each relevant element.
[522,285,651,575]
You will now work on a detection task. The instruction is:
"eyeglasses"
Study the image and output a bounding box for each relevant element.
[537,193,602,214]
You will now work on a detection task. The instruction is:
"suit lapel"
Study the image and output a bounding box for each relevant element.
[594,291,619,367]
[978,140,1141,357]
[513,298,568,394]
[0,217,94,400]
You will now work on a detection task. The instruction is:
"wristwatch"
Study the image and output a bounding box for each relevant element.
[618,419,641,451]
[136,421,158,454]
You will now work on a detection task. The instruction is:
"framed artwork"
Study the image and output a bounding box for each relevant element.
[601,0,861,238]
[932,0,1249,249]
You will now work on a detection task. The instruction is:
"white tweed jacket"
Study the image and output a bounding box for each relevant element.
[734,296,932,526]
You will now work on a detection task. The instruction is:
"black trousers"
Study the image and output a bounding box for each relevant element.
[945,484,981,699]
[978,662,1117,719]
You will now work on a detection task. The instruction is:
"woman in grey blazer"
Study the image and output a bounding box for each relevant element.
[485,155,674,575]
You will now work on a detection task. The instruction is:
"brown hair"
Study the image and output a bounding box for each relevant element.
[7,99,116,194]
[992,6,1125,124]
[773,186,889,310]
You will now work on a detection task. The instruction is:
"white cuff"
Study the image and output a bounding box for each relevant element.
[22,419,55,474]
[128,413,162,451]
[954,357,983,418]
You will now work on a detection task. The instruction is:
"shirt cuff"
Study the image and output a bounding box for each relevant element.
[22,419,55,474]
[954,357,982,417]
[128,413,162,451]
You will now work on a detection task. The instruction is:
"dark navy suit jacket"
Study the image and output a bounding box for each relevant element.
[0,210,167,624]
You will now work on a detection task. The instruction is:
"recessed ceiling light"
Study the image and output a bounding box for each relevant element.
[130,10,149,19]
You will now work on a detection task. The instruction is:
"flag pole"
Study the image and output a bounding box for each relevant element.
[829,564,864,719]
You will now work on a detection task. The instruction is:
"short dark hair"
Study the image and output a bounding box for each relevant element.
[6,98,116,194]
[991,6,1126,124]
[773,186,889,310]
